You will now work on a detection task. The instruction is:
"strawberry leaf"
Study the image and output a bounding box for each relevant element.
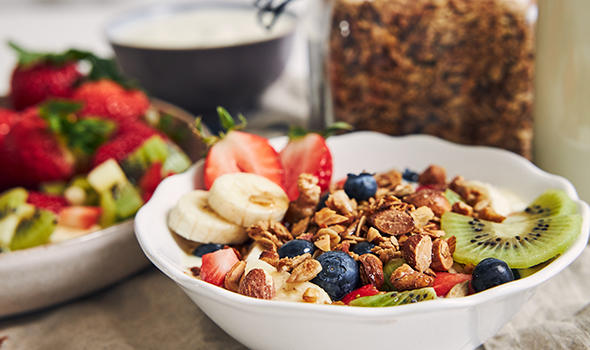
[287,122,353,140]
[39,100,116,155]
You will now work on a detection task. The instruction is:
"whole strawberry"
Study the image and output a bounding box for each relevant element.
[73,80,150,123]
[8,42,82,110]
[0,108,75,190]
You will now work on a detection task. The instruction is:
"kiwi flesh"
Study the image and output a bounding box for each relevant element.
[504,190,578,223]
[350,287,437,307]
[0,188,29,248]
[444,189,463,206]
[442,212,582,269]
[9,209,57,250]
[121,135,169,182]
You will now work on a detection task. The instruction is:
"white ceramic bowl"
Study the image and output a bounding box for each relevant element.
[135,132,590,350]
[0,99,205,318]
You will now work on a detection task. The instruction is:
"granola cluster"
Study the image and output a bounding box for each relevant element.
[328,0,535,158]
[196,165,506,303]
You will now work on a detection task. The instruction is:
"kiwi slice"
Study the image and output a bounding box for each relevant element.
[350,287,437,307]
[504,190,578,223]
[442,212,582,268]
[383,258,406,291]
[112,182,143,219]
[444,189,463,206]
[121,135,169,182]
[9,209,57,250]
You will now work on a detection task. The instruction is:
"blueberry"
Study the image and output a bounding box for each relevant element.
[192,243,224,257]
[343,173,377,201]
[317,193,329,210]
[311,251,360,301]
[472,258,515,292]
[402,168,419,182]
[511,269,521,280]
[278,239,315,258]
[351,241,375,256]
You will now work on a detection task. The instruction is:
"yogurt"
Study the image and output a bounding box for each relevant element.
[110,7,296,49]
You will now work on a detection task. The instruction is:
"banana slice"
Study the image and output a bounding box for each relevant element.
[208,173,289,227]
[168,190,247,244]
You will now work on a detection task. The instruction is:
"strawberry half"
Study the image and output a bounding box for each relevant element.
[73,80,150,123]
[58,206,101,229]
[198,108,284,189]
[27,191,69,213]
[341,284,380,305]
[200,248,239,287]
[280,133,332,201]
[432,272,472,297]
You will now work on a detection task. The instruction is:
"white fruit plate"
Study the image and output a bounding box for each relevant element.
[135,131,590,350]
[0,99,205,318]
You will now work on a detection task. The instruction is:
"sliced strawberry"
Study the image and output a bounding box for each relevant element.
[200,248,239,287]
[341,284,380,305]
[27,192,69,213]
[204,130,284,189]
[139,162,163,201]
[58,206,101,229]
[432,272,472,297]
[72,79,150,123]
[280,133,332,200]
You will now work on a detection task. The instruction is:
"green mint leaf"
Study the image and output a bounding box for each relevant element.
[39,100,115,155]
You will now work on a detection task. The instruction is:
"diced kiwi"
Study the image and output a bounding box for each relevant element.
[9,209,57,250]
[444,189,463,206]
[504,190,578,223]
[0,188,30,248]
[383,258,406,291]
[442,212,582,269]
[68,176,99,206]
[121,135,169,182]
[112,182,143,220]
[162,144,191,175]
[350,287,437,307]
[99,190,117,227]
[40,181,67,196]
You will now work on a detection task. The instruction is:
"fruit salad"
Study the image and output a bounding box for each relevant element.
[0,43,191,253]
[168,112,583,307]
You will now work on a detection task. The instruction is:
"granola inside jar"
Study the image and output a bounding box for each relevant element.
[310,0,536,158]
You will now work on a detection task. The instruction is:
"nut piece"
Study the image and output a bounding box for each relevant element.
[411,206,435,228]
[314,207,349,227]
[446,236,457,255]
[452,201,474,216]
[401,234,433,272]
[224,260,246,292]
[314,234,332,252]
[302,287,321,303]
[238,268,275,300]
[287,258,323,283]
[375,169,403,189]
[285,174,321,222]
[326,190,356,216]
[431,239,453,272]
[404,189,451,217]
[370,209,415,235]
[358,254,384,289]
[389,264,434,291]
[446,281,470,298]
[418,165,447,186]
[259,250,279,268]
[477,206,506,223]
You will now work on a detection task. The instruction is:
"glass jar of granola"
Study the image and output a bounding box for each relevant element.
[309,0,537,158]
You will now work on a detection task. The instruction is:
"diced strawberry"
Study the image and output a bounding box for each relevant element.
[10,62,81,110]
[72,80,150,123]
[58,206,101,229]
[341,284,380,305]
[27,192,69,213]
[432,272,472,297]
[280,133,332,201]
[203,130,284,190]
[0,109,74,190]
[200,248,239,287]
[139,162,163,201]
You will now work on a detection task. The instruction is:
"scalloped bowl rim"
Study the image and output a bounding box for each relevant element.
[135,131,590,318]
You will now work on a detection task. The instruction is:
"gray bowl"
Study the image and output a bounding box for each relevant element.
[106,2,296,130]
